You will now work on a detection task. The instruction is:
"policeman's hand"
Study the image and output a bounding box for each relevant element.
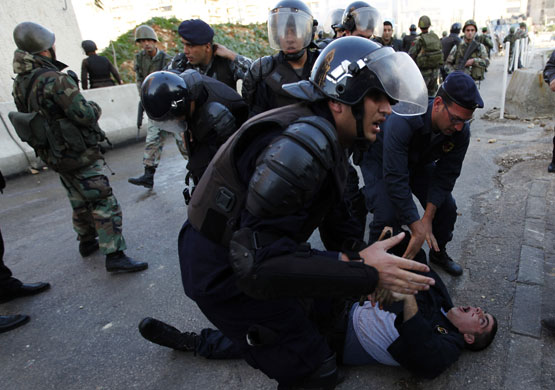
[421,215,439,253]
[214,44,237,61]
[360,232,434,295]
[550,79,555,92]
[465,58,475,67]
[403,220,426,259]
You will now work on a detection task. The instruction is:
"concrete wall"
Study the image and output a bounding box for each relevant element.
[0,84,144,176]
[1,0,84,102]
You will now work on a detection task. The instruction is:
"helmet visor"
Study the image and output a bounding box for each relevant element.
[366,48,428,116]
[324,9,344,35]
[268,9,313,51]
[352,7,383,38]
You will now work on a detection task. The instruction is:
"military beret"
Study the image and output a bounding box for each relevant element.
[441,71,484,109]
[178,19,214,45]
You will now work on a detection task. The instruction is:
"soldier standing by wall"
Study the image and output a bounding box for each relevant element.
[504,26,517,73]
[409,15,444,96]
[445,20,489,83]
[10,22,147,273]
[128,25,185,189]
[476,27,494,59]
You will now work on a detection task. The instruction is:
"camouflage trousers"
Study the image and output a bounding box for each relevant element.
[421,68,440,97]
[59,160,126,255]
[143,120,188,168]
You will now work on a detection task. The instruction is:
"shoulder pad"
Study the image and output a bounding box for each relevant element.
[246,117,339,218]
[195,101,236,142]
[251,55,275,80]
[181,69,203,100]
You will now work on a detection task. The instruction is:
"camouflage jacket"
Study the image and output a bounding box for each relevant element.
[12,49,99,125]
[12,49,103,170]
[445,40,489,79]
[476,34,493,51]
[134,49,172,90]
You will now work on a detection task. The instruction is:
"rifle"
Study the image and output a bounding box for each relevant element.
[455,40,479,71]
[137,101,144,140]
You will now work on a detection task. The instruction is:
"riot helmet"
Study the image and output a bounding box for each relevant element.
[418,15,431,29]
[409,24,417,32]
[81,40,97,53]
[141,70,193,134]
[509,26,515,34]
[450,22,461,34]
[268,0,314,59]
[283,36,428,115]
[341,2,383,38]
[135,25,158,42]
[13,22,55,54]
[324,8,345,35]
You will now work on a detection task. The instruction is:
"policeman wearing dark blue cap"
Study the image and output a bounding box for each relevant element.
[361,71,483,276]
[166,19,252,90]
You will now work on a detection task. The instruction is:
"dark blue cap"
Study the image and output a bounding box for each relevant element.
[178,19,214,45]
[440,71,484,110]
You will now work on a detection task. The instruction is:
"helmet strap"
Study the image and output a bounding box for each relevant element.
[283,48,306,62]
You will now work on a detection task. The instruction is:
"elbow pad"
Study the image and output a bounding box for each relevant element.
[195,102,236,143]
[229,228,379,300]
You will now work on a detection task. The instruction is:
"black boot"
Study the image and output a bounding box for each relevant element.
[138,317,199,351]
[542,318,555,337]
[0,282,51,304]
[429,249,463,276]
[548,162,555,173]
[0,314,30,334]
[79,239,99,257]
[105,251,148,273]
[128,166,155,189]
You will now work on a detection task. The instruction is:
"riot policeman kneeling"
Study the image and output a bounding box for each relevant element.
[140,37,435,389]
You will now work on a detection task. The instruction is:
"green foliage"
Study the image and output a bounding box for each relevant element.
[99,17,274,84]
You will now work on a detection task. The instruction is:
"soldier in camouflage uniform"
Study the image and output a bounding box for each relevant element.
[476,27,494,59]
[11,22,147,273]
[445,20,489,82]
[503,26,517,73]
[409,16,444,96]
[128,25,187,189]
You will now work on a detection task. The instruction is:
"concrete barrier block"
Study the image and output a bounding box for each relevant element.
[504,68,555,120]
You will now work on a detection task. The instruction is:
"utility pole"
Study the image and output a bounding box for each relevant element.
[473,0,476,20]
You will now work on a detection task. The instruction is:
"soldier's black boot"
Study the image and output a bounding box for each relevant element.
[128,166,155,189]
[79,239,99,257]
[138,317,199,352]
[429,249,463,276]
[542,318,555,336]
[105,251,148,273]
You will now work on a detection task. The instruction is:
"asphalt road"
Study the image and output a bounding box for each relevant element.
[1,55,554,390]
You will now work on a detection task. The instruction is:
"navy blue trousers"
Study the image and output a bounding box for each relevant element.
[178,222,333,387]
[362,161,457,247]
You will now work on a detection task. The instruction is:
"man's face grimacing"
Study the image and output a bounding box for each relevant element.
[182,38,212,66]
[382,24,393,42]
[447,305,495,344]
[432,97,474,136]
[464,26,476,41]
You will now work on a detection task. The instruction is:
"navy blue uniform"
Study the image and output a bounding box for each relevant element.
[179,104,377,387]
[360,99,470,245]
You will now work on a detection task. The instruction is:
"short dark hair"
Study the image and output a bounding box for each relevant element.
[465,314,498,352]
[435,87,453,106]
[383,21,393,27]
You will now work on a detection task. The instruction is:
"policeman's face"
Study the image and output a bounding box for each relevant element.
[334,27,347,38]
[464,26,476,41]
[362,91,392,142]
[447,306,494,336]
[139,39,157,56]
[279,26,304,54]
[433,97,474,136]
[182,38,212,66]
[382,25,393,41]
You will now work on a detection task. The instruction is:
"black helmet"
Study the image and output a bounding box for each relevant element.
[283,36,428,116]
[409,24,417,31]
[81,40,97,53]
[325,8,345,34]
[450,22,461,34]
[13,22,55,54]
[141,70,193,134]
[268,0,314,53]
[341,1,382,37]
